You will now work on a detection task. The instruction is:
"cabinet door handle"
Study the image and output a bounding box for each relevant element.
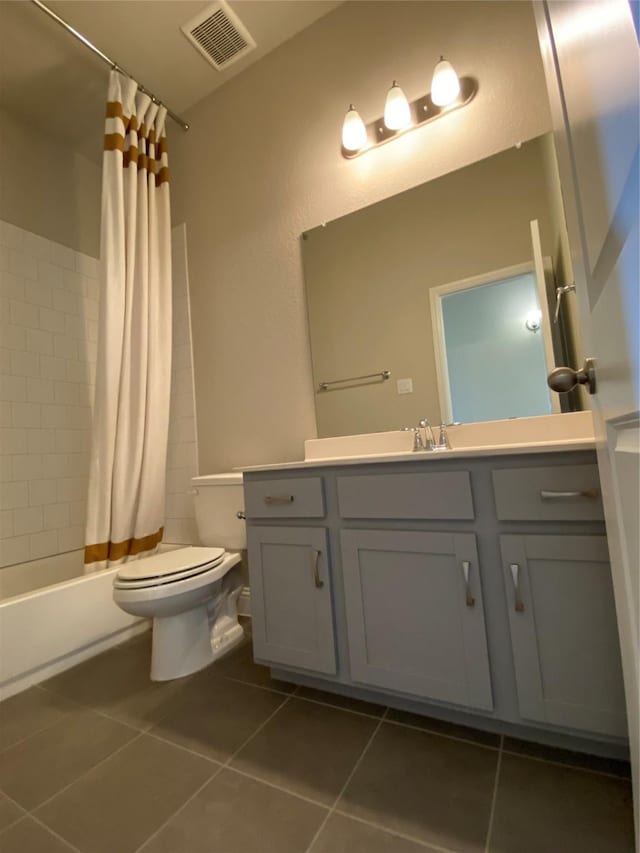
[461,560,475,607]
[509,563,525,612]
[311,549,324,589]
[264,495,294,504]
[540,489,599,500]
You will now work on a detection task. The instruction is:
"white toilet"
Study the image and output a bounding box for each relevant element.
[113,473,246,681]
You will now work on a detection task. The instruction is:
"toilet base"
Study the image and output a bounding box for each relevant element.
[150,604,216,681]
[149,608,246,681]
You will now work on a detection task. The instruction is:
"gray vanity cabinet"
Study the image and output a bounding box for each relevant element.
[341,529,493,711]
[499,534,627,737]
[247,526,336,675]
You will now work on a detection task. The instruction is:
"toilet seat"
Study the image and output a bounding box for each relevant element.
[113,546,226,590]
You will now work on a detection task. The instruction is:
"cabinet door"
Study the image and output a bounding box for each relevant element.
[247,526,336,674]
[341,530,493,711]
[500,534,627,737]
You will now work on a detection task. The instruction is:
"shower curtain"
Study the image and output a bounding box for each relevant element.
[84,70,172,569]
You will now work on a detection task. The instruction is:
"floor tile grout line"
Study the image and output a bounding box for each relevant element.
[331,808,459,853]
[132,692,295,853]
[383,716,501,753]
[224,765,331,811]
[144,731,226,767]
[0,687,93,756]
[484,734,503,853]
[223,692,294,767]
[132,763,225,853]
[303,706,390,853]
[499,747,632,780]
[0,811,27,839]
[284,692,389,721]
[26,812,86,853]
[22,731,145,818]
[220,674,299,697]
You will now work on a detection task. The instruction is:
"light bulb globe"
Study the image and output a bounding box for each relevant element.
[431,58,461,107]
[342,105,367,152]
[383,82,411,131]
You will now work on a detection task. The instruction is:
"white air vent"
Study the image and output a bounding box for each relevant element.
[181,1,256,70]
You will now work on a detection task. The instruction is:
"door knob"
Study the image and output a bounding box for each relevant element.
[547,357,596,395]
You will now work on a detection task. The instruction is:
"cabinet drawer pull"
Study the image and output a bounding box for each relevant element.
[509,563,525,612]
[311,549,324,589]
[264,495,295,504]
[540,489,599,500]
[461,560,475,607]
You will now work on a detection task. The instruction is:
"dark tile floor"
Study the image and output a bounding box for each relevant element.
[0,624,634,853]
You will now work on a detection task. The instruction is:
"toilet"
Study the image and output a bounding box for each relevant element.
[113,473,246,681]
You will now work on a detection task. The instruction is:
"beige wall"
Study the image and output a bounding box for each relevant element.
[171,1,552,471]
[304,138,556,437]
[0,108,101,257]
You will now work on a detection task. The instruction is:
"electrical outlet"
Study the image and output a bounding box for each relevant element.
[397,378,413,395]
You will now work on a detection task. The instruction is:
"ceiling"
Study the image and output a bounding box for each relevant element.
[0,0,342,162]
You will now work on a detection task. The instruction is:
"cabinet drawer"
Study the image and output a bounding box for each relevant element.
[244,477,325,518]
[337,471,473,520]
[492,465,603,521]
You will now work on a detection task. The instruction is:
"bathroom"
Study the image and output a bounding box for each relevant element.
[0,0,638,851]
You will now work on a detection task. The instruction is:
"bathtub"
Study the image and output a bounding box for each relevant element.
[0,549,149,700]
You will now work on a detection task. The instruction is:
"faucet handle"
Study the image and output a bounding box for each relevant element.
[412,428,425,451]
[418,418,436,450]
[437,423,451,450]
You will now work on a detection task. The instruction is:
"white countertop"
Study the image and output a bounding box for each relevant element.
[237,436,596,473]
[236,412,596,473]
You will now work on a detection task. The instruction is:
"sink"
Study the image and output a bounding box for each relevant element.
[304,411,595,462]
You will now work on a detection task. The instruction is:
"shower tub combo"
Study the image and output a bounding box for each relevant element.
[0,549,149,701]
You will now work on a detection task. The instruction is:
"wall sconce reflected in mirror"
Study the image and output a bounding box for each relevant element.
[341,56,476,159]
[525,309,543,332]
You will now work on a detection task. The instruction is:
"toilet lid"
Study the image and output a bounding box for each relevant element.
[115,546,226,585]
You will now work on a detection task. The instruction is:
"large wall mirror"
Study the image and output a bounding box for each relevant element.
[302,134,584,439]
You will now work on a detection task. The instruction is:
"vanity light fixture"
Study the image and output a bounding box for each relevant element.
[341,56,476,159]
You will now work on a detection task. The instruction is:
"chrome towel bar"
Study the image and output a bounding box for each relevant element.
[318,370,391,391]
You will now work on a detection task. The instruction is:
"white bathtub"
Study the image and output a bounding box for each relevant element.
[0,549,149,700]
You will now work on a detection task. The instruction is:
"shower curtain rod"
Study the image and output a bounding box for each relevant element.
[31,0,190,131]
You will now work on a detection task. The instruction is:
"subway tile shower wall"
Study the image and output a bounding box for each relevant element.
[0,220,99,568]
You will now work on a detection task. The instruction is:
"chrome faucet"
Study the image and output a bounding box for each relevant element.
[418,418,436,450]
[404,419,453,452]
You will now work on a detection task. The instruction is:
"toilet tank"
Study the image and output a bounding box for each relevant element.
[191,472,246,550]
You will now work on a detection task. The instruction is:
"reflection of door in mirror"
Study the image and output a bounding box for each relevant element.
[431,263,558,424]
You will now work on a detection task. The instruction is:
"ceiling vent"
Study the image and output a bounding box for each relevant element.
[181,1,256,71]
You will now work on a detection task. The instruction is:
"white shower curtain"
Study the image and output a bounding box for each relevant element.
[85,70,172,569]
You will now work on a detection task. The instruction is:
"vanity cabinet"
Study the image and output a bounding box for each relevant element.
[499,533,627,738]
[247,526,336,675]
[341,529,493,710]
[243,449,628,756]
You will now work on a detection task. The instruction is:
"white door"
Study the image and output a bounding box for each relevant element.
[535,0,639,843]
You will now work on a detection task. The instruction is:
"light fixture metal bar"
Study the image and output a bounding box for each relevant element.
[30,0,190,132]
[342,76,477,159]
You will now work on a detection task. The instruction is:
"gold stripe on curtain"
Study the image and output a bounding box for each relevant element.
[84,527,164,565]
[104,98,171,186]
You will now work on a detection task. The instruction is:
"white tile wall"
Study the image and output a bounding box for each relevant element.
[0,220,99,568]
[164,224,199,546]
